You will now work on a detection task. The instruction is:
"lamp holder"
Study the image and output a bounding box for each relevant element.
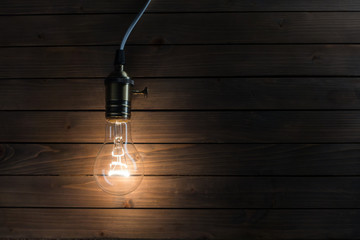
[105,51,148,120]
[105,0,152,120]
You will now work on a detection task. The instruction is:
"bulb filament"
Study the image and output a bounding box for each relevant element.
[108,123,130,177]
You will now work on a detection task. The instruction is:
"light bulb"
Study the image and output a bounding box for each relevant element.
[95,47,148,195]
[94,119,144,195]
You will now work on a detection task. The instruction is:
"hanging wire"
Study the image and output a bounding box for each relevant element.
[120,0,152,50]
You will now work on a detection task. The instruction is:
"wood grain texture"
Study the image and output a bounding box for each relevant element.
[2,111,360,143]
[3,78,360,110]
[2,45,360,78]
[1,176,360,208]
[1,0,360,14]
[1,209,360,239]
[4,13,360,46]
[2,1,360,239]
[3,143,360,175]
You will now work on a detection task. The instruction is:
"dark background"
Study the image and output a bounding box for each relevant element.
[1,0,360,239]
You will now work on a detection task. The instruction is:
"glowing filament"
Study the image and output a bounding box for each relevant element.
[109,169,130,177]
[108,134,130,177]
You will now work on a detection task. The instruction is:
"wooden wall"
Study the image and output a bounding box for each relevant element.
[1,0,360,239]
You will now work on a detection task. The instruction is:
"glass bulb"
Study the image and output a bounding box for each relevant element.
[94,120,144,195]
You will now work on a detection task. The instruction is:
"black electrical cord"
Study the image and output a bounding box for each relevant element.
[115,0,152,66]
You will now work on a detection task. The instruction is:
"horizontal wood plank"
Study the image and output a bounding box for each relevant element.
[1,0,360,14]
[4,13,360,46]
[1,209,360,239]
[3,78,360,110]
[3,143,360,175]
[2,45,360,78]
[1,176,359,208]
[2,111,360,143]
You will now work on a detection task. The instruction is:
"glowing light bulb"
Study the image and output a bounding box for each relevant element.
[94,120,144,195]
